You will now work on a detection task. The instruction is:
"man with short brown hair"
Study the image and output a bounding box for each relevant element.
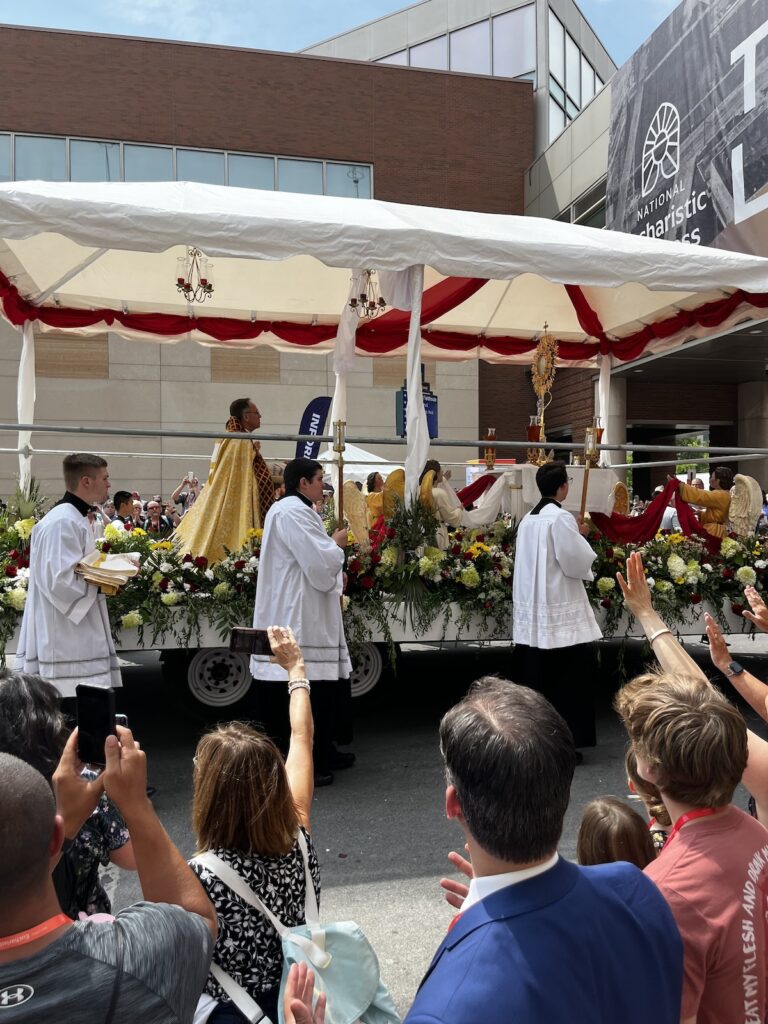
[616,668,768,1024]
[16,453,120,696]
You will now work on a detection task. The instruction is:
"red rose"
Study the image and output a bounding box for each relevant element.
[475,534,485,543]
[348,558,362,574]
[370,554,381,565]
[451,545,462,556]
[723,568,734,579]
[463,552,473,561]
[124,522,133,531]
[159,578,170,591]
[7,549,19,561]
[234,560,246,570]
[605,547,614,558]
[18,558,28,569]
[601,597,611,608]
[731,602,746,615]
[484,600,492,609]
[386,527,397,539]
[182,554,194,564]
[101,542,112,553]
[187,583,197,593]
[690,593,702,604]
[4,566,16,578]
[360,576,375,590]
[502,543,510,553]
[194,556,208,569]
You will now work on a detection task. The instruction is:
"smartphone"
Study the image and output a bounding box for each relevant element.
[187,470,194,482]
[230,627,273,656]
[76,684,116,767]
[115,713,129,728]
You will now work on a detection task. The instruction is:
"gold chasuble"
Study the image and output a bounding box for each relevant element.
[174,417,275,563]
[678,482,730,539]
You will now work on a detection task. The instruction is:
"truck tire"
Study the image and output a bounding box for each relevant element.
[161,647,253,716]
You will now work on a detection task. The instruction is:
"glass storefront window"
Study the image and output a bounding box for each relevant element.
[15,135,66,181]
[565,33,580,106]
[277,158,323,195]
[548,10,565,86]
[450,21,490,75]
[409,35,448,70]
[0,135,11,182]
[176,148,225,185]
[70,140,120,182]
[326,163,371,199]
[124,144,173,182]
[493,5,535,78]
[228,154,275,190]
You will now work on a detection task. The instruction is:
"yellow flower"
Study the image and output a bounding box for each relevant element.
[667,533,684,545]
[150,540,173,551]
[246,528,263,540]
[466,542,491,560]
[103,522,122,542]
[13,518,35,541]
[131,527,147,537]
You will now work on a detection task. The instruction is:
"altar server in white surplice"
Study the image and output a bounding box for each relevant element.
[252,457,354,785]
[16,453,121,698]
[512,460,601,750]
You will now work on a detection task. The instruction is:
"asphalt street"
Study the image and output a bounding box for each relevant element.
[107,637,768,1017]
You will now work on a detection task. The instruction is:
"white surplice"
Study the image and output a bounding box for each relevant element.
[16,502,121,696]
[512,502,602,649]
[251,496,351,681]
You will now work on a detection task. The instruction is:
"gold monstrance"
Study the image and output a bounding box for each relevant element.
[527,323,558,465]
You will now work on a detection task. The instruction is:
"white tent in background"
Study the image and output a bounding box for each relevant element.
[317,443,404,484]
[1,180,768,497]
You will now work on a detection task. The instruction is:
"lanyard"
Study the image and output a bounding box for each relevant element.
[0,913,72,951]
[663,807,720,850]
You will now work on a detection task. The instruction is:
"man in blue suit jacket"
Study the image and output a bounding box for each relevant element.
[404,677,683,1024]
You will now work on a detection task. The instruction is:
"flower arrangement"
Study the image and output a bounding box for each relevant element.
[1,494,767,665]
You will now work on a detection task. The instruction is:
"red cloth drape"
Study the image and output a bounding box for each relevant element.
[591,479,720,552]
[456,473,498,508]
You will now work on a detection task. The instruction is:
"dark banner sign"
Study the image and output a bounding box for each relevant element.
[295,395,332,459]
[606,0,768,255]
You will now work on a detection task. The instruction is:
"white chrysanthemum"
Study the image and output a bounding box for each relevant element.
[596,577,616,595]
[159,561,174,574]
[121,610,143,629]
[735,566,757,587]
[4,587,26,611]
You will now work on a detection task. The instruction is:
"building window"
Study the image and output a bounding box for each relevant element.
[4,133,372,198]
[492,5,536,79]
[176,148,225,185]
[565,33,580,107]
[0,135,11,182]
[15,135,66,181]
[124,144,173,182]
[376,50,407,65]
[277,158,323,195]
[409,35,448,70]
[548,97,566,143]
[548,10,565,87]
[450,21,491,75]
[581,54,596,106]
[70,140,121,182]
[228,153,275,190]
[326,162,372,199]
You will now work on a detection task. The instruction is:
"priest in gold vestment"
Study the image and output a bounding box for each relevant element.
[174,397,274,563]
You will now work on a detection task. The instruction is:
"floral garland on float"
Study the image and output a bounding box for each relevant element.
[0,499,766,660]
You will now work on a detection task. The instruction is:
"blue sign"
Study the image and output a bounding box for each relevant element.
[396,387,439,439]
[295,396,332,459]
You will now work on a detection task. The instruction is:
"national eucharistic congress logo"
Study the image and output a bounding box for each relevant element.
[642,102,680,197]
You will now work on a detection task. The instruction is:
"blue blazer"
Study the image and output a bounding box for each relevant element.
[405,857,682,1024]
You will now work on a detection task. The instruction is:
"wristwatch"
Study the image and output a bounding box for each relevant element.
[726,660,745,677]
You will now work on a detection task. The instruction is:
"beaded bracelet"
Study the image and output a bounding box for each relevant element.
[288,680,311,695]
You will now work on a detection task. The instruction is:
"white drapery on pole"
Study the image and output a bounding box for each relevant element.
[17,322,35,492]
[597,353,612,468]
[328,271,363,515]
[395,266,427,503]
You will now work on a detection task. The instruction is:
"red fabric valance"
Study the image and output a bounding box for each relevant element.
[591,479,720,552]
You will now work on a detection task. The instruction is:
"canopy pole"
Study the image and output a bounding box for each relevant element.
[597,353,612,467]
[329,270,363,520]
[17,322,36,492]
[403,266,427,504]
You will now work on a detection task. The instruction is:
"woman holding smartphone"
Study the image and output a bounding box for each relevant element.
[189,625,317,1024]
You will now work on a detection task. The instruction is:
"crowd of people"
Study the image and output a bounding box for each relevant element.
[3,431,768,1021]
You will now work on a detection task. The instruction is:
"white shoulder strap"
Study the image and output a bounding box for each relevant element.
[208,963,267,1024]
[192,849,331,970]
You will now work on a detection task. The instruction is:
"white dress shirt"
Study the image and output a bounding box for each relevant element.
[462,852,559,911]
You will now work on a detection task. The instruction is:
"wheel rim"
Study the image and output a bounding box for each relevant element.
[187,648,251,707]
[350,642,383,698]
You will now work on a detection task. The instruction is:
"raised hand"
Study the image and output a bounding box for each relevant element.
[743,586,768,633]
[439,849,473,910]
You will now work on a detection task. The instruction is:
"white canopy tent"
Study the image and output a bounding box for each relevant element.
[1,180,768,496]
[317,443,404,485]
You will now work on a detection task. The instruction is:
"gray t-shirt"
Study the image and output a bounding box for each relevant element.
[0,902,213,1023]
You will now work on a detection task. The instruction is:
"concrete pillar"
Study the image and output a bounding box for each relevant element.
[595,376,627,481]
[737,382,768,485]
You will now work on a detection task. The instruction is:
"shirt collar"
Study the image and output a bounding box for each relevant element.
[286,490,313,508]
[56,491,92,517]
[462,852,559,911]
